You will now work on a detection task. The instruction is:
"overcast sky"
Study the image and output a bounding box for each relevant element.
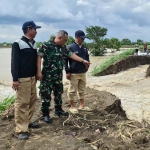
[0,0,149,43]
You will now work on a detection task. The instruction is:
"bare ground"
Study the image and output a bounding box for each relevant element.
[1,87,150,150]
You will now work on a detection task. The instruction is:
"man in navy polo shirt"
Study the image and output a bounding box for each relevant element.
[65,30,91,114]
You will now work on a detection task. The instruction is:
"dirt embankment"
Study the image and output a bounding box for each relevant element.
[96,56,150,76]
[1,87,150,150]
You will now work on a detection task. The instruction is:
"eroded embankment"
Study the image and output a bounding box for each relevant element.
[96,55,150,76]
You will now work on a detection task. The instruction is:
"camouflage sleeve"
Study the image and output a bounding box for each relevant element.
[66,47,73,58]
[37,42,48,57]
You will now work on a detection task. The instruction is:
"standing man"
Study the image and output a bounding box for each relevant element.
[36,30,90,123]
[11,21,41,140]
[135,43,139,55]
[143,43,147,53]
[65,30,90,114]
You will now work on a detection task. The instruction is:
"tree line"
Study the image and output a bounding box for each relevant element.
[1,25,149,56]
[37,26,149,56]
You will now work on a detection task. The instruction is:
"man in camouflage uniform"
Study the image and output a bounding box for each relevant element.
[37,30,90,123]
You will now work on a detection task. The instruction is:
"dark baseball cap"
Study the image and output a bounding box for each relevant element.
[75,30,86,39]
[22,21,41,30]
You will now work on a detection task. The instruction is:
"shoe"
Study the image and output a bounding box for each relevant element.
[78,106,92,111]
[55,107,69,117]
[29,122,39,128]
[14,132,28,140]
[69,108,78,114]
[43,116,52,123]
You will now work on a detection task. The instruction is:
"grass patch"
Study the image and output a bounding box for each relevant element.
[0,96,15,114]
[91,49,135,76]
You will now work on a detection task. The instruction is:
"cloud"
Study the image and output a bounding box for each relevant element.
[0,0,150,42]
[77,0,89,6]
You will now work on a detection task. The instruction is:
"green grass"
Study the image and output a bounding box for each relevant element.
[0,96,15,114]
[91,49,135,76]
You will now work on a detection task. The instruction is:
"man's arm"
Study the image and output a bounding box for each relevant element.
[36,44,46,80]
[85,47,90,71]
[11,42,20,91]
[64,58,70,73]
[70,53,90,66]
[64,57,71,80]
[65,46,90,66]
[36,56,43,80]
[11,42,19,81]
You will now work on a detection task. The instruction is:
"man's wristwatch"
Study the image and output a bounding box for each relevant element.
[81,59,84,63]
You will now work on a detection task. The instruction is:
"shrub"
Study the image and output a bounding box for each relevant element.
[0,96,15,114]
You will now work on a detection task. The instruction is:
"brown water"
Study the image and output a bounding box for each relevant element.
[0,48,112,101]
[1,48,150,124]
[0,48,113,84]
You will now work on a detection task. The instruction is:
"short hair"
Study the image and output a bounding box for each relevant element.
[56,30,68,37]
[23,29,27,34]
[23,27,34,34]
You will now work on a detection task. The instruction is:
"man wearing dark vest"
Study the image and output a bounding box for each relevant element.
[65,30,91,114]
[11,21,41,140]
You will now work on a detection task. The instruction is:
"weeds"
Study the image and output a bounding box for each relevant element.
[0,96,15,114]
[91,49,135,76]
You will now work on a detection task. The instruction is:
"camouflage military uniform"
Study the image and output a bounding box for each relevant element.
[37,40,72,113]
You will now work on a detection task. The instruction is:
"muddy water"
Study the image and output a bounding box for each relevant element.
[0,48,112,101]
[1,48,150,123]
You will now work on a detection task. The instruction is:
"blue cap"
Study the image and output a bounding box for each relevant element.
[22,21,41,30]
[75,30,86,39]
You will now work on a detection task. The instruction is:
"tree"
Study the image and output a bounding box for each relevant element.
[85,26,107,56]
[137,39,143,45]
[36,42,42,48]
[131,42,137,45]
[109,38,121,51]
[121,38,131,45]
[50,35,56,40]
[66,36,74,46]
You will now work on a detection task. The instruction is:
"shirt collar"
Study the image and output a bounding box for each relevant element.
[22,36,35,44]
[74,41,82,48]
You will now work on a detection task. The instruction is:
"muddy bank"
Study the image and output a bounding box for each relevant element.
[1,87,150,150]
[88,65,150,125]
[96,55,150,76]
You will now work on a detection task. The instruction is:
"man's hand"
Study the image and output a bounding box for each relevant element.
[66,73,71,80]
[83,60,90,66]
[12,81,19,91]
[36,71,43,80]
[85,65,89,72]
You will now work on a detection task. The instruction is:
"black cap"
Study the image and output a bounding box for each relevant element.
[22,21,41,30]
[75,30,86,39]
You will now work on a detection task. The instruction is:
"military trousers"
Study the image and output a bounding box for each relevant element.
[39,79,63,115]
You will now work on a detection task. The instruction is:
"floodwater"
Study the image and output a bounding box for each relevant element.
[1,48,150,124]
[0,48,111,101]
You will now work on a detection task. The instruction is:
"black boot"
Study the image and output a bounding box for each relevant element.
[55,106,69,117]
[42,109,52,123]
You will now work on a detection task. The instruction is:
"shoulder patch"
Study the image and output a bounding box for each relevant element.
[15,39,30,50]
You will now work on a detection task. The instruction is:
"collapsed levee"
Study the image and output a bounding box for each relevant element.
[145,65,150,77]
[88,64,150,125]
[104,99,126,117]
[96,55,150,76]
